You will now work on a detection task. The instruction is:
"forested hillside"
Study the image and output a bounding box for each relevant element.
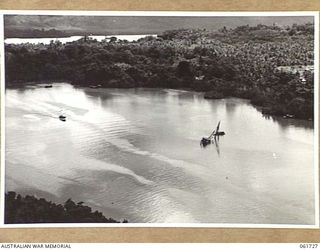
[5,23,314,119]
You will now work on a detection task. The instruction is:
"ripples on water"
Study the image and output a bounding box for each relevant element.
[5,83,316,224]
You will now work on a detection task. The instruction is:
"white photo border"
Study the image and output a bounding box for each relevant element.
[0,10,319,229]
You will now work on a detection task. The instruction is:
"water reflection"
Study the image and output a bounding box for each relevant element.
[225,101,237,117]
[261,109,314,130]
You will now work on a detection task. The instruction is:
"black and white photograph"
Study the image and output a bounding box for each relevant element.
[1,11,318,227]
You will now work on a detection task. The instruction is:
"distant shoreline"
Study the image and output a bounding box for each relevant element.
[6,81,315,123]
[5,25,314,121]
[4,33,159,39]
[4,34,158,44]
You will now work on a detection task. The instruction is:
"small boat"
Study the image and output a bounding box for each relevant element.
[44,85,53,88]
[200,121,225,146]
[89,84,102,89]
[200,137,211,146]
[59,115,66,122]
[283,114,295,119]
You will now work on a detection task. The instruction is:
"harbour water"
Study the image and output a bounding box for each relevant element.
[5,83,315,224]
[4,34,157,45]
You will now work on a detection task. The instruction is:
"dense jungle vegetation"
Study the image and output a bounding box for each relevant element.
[5,23,314,119]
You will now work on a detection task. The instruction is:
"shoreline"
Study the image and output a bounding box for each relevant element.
[5,25,314,122]
[6,80,314,123]
[5,192,127,224]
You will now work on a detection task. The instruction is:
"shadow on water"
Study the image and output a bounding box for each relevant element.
[82,88,116,106]
[225,101,237,117]
[262,112,314,130]
[6,85,30,94]
[206,97,314,131]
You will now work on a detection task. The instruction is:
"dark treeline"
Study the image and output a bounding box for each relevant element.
[5,23,314,119]
[5,192,127,224]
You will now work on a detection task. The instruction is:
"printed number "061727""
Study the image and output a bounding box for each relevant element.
[300,244,318,248]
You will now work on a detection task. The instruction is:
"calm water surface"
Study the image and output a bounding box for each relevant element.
[4,34,157,45]
[5,83,315,224]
